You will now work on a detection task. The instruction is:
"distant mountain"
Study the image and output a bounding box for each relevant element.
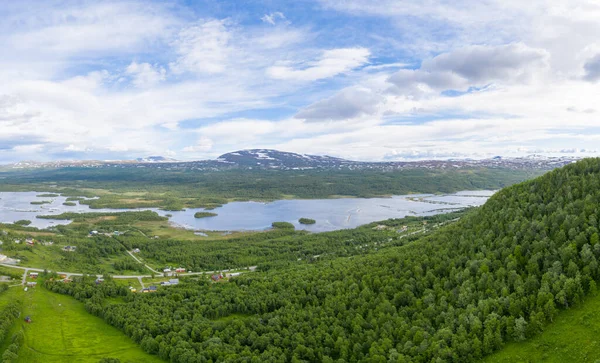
[5,149,580,172]
[217,149,348,169]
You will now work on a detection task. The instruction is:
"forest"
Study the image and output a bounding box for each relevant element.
[41,158,600,362]
[118,213,460,272]
[0,166,539,210]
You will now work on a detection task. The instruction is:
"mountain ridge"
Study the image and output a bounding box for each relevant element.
[5,148,579,172]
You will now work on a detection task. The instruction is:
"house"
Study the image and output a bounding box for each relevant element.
[211,274,223,281]
[14,239,20,244]
[148,285,157,292]
[142,288,149,293]
[26,281,37,287]
[90,230,98,235]
[226,272,241,278]
[132,248,141,253]
[159,279,179,286]
[175,268,185,273]
[29,272,39,279]
[63,245,76,252]
[26,238,34,245]
[62,278,72,283]
[163,268,171,273]
[95,278,104,284]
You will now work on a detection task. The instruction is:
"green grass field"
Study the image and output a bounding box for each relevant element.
[484,292,600,363]
[4,287,164,363]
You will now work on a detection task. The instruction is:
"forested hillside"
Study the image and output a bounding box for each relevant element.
[46,159,600,362]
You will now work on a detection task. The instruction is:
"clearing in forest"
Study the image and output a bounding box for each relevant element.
[6,287,163,363]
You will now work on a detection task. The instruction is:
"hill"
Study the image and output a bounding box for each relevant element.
[43,158,600,361]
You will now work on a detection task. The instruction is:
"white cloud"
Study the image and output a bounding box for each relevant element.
[296,87,382,121]
[5,2,178,55]
[182,137,214,153]
[169,19,232,75]
[261,12,286,25]
[583,54,600,82]
[267,48,370,81]
[126,62,166,88]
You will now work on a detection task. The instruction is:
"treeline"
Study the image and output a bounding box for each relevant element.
[1,330,24,363]
[0,301,20,355]
[46,158,600,361]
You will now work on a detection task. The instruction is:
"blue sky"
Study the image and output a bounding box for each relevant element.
[0,0,599,162]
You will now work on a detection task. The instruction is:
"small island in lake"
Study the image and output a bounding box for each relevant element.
[14,219,32,226]
[299,218,316,225]
[194,212,218,218]
[63,202,77,206]
[272,221,295,229]
[30,200,51,205]
[37,193,59,197]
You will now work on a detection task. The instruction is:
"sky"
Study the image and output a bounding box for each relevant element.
[0,0,599,163]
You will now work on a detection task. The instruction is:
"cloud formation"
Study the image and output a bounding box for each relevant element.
[267,48,370,81]
[0,0,599,163]
[388,43,548,96]
[296,87,381,121]
[583,54,600,82]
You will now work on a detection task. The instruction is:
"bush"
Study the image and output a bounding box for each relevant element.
[13,220,31,226]
[299,218,316,225]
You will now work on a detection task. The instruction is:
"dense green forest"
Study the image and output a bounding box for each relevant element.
[119,213,458,272]
[0,167,540,209]
[44,159,600,362]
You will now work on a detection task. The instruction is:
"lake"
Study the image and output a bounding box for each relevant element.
[0,190,495,232]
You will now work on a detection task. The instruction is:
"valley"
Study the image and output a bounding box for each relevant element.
[1,157,600,362]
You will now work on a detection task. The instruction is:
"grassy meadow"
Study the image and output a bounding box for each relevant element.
[484,292,600,363]
[1,287,163,363]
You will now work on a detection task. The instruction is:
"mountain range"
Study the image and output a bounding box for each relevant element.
[7,149,579,172]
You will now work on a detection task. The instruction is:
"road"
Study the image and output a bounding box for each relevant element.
[1,262,257,285]
[126,250,161,274]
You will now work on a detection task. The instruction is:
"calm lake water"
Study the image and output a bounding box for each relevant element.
[0,190,495,232]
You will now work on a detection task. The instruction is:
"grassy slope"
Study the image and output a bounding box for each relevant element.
[484,292,600,363]
[2,287,163,363]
